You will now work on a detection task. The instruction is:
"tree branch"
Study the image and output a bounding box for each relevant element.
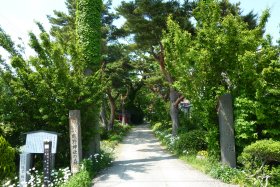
[174,95,185,108]
[149,86,169,101]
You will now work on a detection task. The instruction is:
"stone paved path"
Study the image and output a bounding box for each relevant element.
[92,124,238,187]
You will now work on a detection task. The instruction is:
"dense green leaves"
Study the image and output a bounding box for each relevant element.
[239,139,280,165]
[76,0,102,72]
[162,0,278,158]
[0,136,15,180]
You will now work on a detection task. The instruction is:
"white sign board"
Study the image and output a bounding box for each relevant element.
[25,131,58,153]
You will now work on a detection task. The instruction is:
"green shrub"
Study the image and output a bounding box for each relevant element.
[238,139,280,186]
[197,150,208,158]
[62,170,91,187]
[181,155,245,185]
[0,135,16,180]
[207,162,243,184]
[100,122,131,142]
[239,139,280,168]
[174,130,207,154]
[63,151,113,187]
[152,121,170,132]
[269,166,280,186]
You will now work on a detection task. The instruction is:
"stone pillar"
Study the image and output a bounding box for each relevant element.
[43,141,52,187]
[69,110,82,174]
[19,153,31,187]
[218,94,236,168]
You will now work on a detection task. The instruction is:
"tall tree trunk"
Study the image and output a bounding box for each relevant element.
[100,96,107,128]
[82,106,100,157]
[153,43,184,136]
[88,119,100,155]
[108,94,116,131]
[170,87,180,136]
[121,92,129,125]
[121,98,126,125]
[76,0,102,156]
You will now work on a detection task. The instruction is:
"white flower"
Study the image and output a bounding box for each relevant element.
[4,180,11,186]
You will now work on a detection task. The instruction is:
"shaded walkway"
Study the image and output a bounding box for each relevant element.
[92,124,238,187]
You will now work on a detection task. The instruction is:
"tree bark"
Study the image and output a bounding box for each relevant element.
[88,120,100,155]
[170,87,180,136]
[121,99,126,125]
[81,106,100,157]
[100,96,107,129]
[121,90,129,125]
[151,42,184,136]
[108,96,115,131]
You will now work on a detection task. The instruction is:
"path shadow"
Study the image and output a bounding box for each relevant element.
[94,155,175,183]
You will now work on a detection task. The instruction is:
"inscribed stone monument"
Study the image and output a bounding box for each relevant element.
[69,110,82,174]
[218,94,236,168]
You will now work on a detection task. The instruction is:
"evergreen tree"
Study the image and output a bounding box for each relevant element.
[117,0,195,135]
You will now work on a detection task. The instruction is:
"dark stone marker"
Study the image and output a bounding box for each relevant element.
[218,94,236,168]
[43,141,52,187]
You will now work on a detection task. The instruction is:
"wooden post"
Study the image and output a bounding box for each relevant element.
[69,110,82,174]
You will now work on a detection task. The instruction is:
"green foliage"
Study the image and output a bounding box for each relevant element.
[0,136,15,180]
[197,150,208,158]
[174,130,207,154]
[76,0,102,71]
[100,121,131,143]
[162,0,275,159]
[108,122,131,141]
[207,162,243,184]
[152,122,207,155]
[62,152,112,187]
[117,0,194,49]
[117,0,196,135]
[234,97,258,154]
[152,121,170,132]
[182,154,247,185]
[63,170,91,187]
[0,0,104,165]
[239,139,280,167]
[238,140,280,186]
[256,56,280,139]
[156,137,246,185]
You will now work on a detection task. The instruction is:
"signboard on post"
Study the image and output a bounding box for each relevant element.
[69,110,82,174]
[25,131,58,153]
[19,131,59,186]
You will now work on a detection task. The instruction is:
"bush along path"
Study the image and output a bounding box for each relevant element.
[92,124,236,187]
[152,122,280,186]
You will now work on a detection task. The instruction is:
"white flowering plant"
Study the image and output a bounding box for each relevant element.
[2,166,71,187]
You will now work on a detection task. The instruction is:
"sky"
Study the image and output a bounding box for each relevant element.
[0,0,279,59]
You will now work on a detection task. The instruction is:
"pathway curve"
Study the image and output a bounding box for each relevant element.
[92,124,238,187]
